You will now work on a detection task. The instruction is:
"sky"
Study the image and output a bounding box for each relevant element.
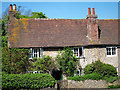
[1,1,119,19]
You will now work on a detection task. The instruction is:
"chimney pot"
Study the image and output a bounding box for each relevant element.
[10,4,12,11]
[92,8,95,15]
[88,8,91,15]
[13,4,16,10]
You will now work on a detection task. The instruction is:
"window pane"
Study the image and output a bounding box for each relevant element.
[74,48,78,56]
[79,48,82,56]
[112,48,116,55]
[107,48,111,55]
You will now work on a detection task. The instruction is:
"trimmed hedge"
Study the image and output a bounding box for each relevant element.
[67,73,118,83]
[67,73,102,81]
[2,73,57,89]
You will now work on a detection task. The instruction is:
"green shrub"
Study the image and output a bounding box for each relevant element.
[2,73,57,89]
[84,64,95,74]
[103,76,118,83]
[56,47,79,77]
[101,64,117,77]
[107,84,120,89]
[2,47,30,74]
[84,60,117,77]
[32,55,56,73]
[67,73,102,81]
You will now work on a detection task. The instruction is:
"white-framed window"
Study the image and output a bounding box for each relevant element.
[73,47,84,57]
[29,48,44,59]
[106,47,117,57]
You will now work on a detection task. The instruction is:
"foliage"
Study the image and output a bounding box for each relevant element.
[84,64,95,74]
[84,60,117,77]
[18,12,47,19]
[103,76,118,83]
[107,84,120,89]
[67,73,118,83]
[67,73,102,81]
[31,55,56,73]
[2,73,56,89]
[1,15,9,47]
[55,47,79,77]
[2,47,31,74]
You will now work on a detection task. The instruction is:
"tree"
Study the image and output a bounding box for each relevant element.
[2,47,30,74]
[18,12,48,19]
[55,47,79,77]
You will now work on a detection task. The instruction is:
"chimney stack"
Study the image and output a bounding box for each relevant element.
[86,8,98,41]
[92,8,95,15]
[10,4,12,11]
[13,4,16,10]
[88,8,91,15]
[9,4,17,24]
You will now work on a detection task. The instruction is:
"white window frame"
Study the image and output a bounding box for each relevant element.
[29,48,43,59]
[73,47,84,58]
[106,47,117,57]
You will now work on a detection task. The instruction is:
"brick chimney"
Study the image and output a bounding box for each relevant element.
[8,4,17,24]
[86,8,98,40]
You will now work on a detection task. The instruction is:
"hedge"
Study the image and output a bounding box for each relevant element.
[2,73,57,89]
[67,73,118,83]
[67,73,102,81]
[107,84,120,89]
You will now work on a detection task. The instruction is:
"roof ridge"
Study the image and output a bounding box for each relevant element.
[20,18,86,20]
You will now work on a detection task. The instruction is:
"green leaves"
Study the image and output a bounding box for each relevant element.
[31,55,56,73]
[56,47,79,77]
[84,60,117,77]
[18,12,48,19]
[2,73,57,89]
[67,73,102,81]
[2,47,30,74]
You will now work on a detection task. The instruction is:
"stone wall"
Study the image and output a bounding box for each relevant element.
[83,47,118,68]
[44,51,58,58]
[68,80,118,88]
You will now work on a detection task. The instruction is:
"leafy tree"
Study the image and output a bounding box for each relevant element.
[55,47,79,77]
[31,55,56,73]
[18,12,47,19]
[2,47,30,74]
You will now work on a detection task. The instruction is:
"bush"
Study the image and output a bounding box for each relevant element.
[2,47,30,74]
[107,84,120,89]
[2,73,57,89]
[67,73,102,81]
[84,64,95,74]
[31,55,56,73]
[84,60,117,77]
[103,76,118,83]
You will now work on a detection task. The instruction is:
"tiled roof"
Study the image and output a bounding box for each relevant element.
[8,18,119,48]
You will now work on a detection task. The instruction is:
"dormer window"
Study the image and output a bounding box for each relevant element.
[73,47,84,57]
[106,47,117,57]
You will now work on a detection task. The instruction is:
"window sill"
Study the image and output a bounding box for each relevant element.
[76,56,85,59]
[106,55,117,57]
